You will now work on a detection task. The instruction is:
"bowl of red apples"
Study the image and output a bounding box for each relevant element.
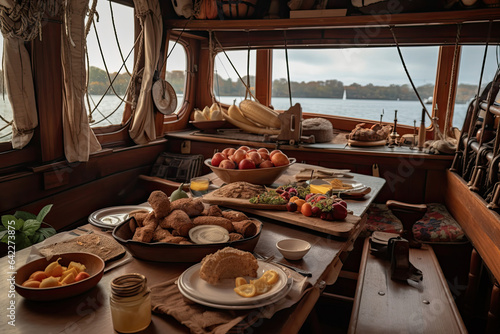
[205,146,295,185]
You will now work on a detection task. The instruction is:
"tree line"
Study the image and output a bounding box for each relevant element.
[87,67,479,104]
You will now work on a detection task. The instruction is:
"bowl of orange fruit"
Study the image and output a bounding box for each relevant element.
[14,252,104,301]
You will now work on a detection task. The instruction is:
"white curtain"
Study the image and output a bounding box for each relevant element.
[61,0,101,162]
[3,36,38,149]
[129,0,163,144]
[0,0,40,149]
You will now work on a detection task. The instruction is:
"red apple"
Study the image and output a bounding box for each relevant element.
[222,147,236,157]
[259,152,270,161]
[239,158,256,169]
[246,151,262,166]
[211,152,226,167]
[239,146,250,152]
[270,149,282,159]
[257,148,269,155]
[246,148,257,153]
[219,159,236,169]
[259,160,274,168]
[271,152,289,167]
[230,149,247,165]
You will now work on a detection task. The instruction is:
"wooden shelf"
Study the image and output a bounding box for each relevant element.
[166,8,500,32]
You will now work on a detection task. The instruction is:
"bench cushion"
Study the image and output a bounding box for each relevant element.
[363,203,403,235]
[412,203,467,243]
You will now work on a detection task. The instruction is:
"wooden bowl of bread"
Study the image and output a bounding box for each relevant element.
[112,191,262,262]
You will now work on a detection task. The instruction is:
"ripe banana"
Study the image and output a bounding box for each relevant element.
[222,109,280,135]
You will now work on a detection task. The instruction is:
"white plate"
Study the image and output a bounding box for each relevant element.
[88,205,152,229]
[309,178,366,193]
[178,260,288,306]
[178,277,293,310]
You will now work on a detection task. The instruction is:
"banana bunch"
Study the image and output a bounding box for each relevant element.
[193,103,224,121]
[222,99,281,135]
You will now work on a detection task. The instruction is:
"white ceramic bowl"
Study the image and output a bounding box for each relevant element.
[276,238,311,261]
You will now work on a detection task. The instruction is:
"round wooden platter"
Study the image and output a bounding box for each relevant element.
[348,139,387,147]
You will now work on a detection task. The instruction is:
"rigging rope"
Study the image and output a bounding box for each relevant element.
[444,24,462,139]
[284,31,292,108]
[213,33,257,102]
[109,1,132,77]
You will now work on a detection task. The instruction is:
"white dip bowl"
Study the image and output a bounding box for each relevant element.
[276,238,311,261]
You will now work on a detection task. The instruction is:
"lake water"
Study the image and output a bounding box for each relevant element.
[1,95,468,142]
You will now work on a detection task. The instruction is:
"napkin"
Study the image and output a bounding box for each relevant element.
[150,270,311,334]
[294,168,353,181]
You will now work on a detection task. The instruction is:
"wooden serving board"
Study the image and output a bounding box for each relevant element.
[202,193,361,238]
[202,192,287,211]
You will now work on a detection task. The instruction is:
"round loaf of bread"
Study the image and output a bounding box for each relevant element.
[199,247,258,285]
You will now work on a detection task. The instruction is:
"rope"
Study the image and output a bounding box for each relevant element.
[109,1,132,77]
[85,0,98,37]
[213,33,257,102]
[0,0,59,42]
[284,31,292,108]
[444,24,462,139]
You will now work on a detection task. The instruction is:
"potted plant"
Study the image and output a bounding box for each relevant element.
[0,204,57,252]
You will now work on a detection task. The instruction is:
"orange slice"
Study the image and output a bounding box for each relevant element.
[234,284,256,298]
[250,277,270,295]
[235,277,247,287]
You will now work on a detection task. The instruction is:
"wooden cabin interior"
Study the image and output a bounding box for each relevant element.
[1,0,500,333]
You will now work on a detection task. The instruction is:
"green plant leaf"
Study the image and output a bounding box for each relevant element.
[2,215,23,230]
[0,230,7,241]
[30,231,45,244]
[1,232,8,243]
[14,210,36,221]
[15,232,32,251]
[39,227,56,239]
[36,204,53,222]
[22,219,41,238]
[0,224,6,232]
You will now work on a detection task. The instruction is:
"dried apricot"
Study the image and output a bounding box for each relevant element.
[44,257,63,277]
[29,271,48,282]
[22,279,41,288]
[39,276,60,288]
[301,202,313,217]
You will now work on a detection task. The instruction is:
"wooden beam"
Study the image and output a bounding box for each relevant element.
[255,49,272,107]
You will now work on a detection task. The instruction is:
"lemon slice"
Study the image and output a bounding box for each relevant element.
[261,270,279,285]
[235,277,247,287]
[234,283,256,298]
[251,278,270,295]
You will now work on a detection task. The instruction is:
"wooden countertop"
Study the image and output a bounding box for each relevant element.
[2,166,385,333]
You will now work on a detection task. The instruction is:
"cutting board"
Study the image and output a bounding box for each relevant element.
[202,193,361,238]
[202,192,287,211]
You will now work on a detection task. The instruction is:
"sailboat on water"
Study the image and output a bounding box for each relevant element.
[343,89,347,100]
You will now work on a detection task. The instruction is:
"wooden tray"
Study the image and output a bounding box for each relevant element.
[202,193,361,238]
[202,192,287,211]
[348,139,387,147]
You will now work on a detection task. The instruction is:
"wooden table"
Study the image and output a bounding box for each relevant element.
[1,164,385,334]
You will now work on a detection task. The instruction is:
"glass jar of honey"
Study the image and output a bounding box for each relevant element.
[110,273,151,333]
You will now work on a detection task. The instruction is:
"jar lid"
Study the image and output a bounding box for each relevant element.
[111,273,147,298]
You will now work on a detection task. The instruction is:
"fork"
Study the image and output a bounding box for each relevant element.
[254,253,312,277]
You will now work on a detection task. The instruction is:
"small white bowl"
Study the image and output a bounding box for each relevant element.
[276,239,311,261]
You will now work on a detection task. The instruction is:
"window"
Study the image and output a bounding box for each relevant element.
[271,47,439,126]
[85,1,134,127]
[0,33,13,143]
[213,50,257,106]
[165,40,187,114]
[454,45,500,129]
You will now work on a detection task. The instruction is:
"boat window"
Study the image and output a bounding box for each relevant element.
[165,40,187,114]
[454,45,500,129]
[213,50,257,105]
[270,47,439,126]
[0,33,13,144]
[86,1,134,128]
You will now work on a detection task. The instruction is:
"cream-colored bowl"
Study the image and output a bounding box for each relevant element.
[276,238,311,261]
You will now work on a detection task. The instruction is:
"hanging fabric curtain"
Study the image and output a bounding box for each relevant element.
[61,0,101,162]
[129,0,163,144]
[0,0,58,149]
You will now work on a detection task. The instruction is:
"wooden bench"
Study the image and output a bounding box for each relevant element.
[349,238,467,333]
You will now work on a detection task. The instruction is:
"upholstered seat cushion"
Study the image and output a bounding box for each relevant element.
[364,203,403,235]
[412,203,467,243]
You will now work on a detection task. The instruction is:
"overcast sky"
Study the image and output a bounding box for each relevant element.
[1,1,498,88]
